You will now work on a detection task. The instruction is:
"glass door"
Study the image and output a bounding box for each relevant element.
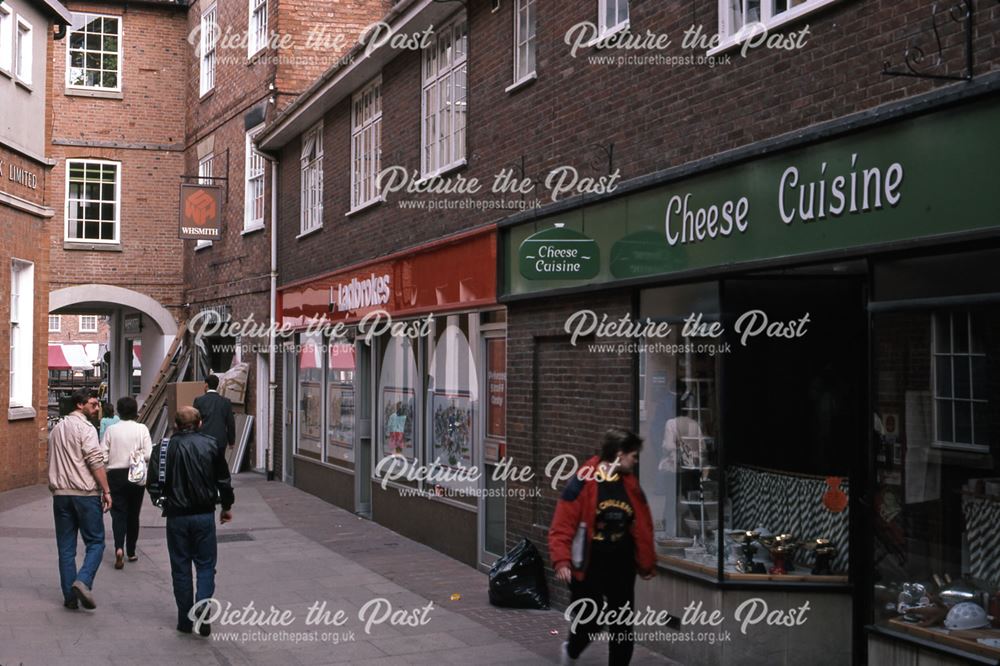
[355,338,373,518]
[479,330,507,566]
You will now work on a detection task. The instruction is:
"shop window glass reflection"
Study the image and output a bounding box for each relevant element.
[378,335,418,465]
[326,340,356,466]
[297,332,323,460]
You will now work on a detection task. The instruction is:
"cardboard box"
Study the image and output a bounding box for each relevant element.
[167,382,205,424]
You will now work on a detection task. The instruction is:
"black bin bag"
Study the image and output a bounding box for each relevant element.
[488,538,550,609]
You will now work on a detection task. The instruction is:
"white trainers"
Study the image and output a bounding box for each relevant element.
[561,641,577,665]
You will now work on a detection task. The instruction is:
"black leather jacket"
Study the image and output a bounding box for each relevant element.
[148,429,234,517]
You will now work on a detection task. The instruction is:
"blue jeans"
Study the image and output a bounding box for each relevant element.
[166,513,217,630]
[53,495,106,603]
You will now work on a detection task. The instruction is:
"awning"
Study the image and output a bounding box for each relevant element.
[48,345,71,370]
[132,343,141,369]
[62,344,93,371]
[329,343,355,370]
[299,343,322,369]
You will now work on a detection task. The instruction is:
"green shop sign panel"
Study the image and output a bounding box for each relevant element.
[504,96,1000,296]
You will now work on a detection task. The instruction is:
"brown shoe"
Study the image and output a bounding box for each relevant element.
[114,550,124,570]
[71,580,96,609]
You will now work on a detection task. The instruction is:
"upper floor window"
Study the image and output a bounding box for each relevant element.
[9,259,34,409]
[200,4,217,96]
[598,0,628,37]
[248,0,267,56]
[720,0,833,42]
[66,159,120,243]
[421,14,467,177]
[513,0,536,84]
[245,125,265,231]
[79,315,98,333]
[196,153,215,249]
[300,122,324,235]
[351,77,381,212]
[0,6,12,73]
[48,315,61,332]
[14,17,31,84]
[67,14,121,91]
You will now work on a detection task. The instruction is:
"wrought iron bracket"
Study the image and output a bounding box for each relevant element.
[882,0,975,81]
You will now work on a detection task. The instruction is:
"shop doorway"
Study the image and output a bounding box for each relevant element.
[355,340,373,518]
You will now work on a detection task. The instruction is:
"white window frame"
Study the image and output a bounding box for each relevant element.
[714,0,838,54]
[48,315,61,332]
[299,121,324,235]
[64,159,121,244]
[512,0,536,86]
[420,13,468,179]
[14,16,31,84]
[79,315,98,333]
[65,13,123,92]
[931,312,989,453]
[248,0,268,57]
[9,259,34,410]
[244,125,266,232]
[0,6,13,74]
[200,4,217,96]
[350,76,382,213]
[597,0,628,38]
[195,153,215,249]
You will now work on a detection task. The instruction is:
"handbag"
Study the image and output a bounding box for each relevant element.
[127,428,148,486]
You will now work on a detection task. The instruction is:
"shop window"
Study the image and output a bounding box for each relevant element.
[199,4,217,96]
[67,14,121,91]
[512,0,536,85]
[872,307,999,658]
[296,332,323,460]
[325,340,356,466]
[351,76,381,212]
[421,14,467,177]
[65,159,120,243]
[377,335,418,464]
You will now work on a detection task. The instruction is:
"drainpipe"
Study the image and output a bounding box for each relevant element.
[263,156,279,481]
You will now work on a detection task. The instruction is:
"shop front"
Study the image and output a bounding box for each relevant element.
[501,90,1000,665]
[277,227,507,568]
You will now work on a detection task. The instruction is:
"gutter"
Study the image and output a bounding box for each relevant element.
[258,153,279,481]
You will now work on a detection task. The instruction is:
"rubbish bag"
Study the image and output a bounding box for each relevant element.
[488,538,550,609]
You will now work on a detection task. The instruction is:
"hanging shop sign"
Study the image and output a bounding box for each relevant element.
[502,95,1000,296]
[178,184,223,240]
[279,227,497,327]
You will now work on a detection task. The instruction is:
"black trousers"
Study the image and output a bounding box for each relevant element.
[567,552,636,665]
[107,468,145,556]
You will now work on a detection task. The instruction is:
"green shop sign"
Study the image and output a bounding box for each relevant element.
[503,95,1000,296]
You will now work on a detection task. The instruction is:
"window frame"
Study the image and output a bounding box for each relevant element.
[930,311,989,453]
[597,0,628,38]
[64,158,122,245]
[65,12,123,92]
[79,315,98,333]
[248,0,268,57]
[420,13,468,179]
[195,153,215,250]
[512,0,536,86]
[350,76,382,213]
[244,124,266,232]
[199,3,217,97]
[0,5,13,74]
[48,315,61,332]
[714,0,839,54]
[299,121,324,235]
[9,259,34,409]
[14,15,31,85]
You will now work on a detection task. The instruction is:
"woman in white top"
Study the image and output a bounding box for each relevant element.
[101,396,153,569]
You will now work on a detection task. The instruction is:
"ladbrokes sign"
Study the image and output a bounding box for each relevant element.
[179,184,223,240]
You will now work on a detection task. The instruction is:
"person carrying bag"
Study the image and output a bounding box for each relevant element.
[101,397,153,569]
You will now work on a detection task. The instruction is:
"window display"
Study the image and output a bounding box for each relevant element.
[378,335,418,462]
[296,332,323,460]
[325,340,355,466]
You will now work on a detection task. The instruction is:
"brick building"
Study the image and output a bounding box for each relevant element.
[1,0,72,492]
[181,0,389,471]
[45,0,188,405]
[257,0,1000,664]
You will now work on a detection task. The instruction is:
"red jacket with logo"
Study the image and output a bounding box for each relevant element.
[548,456,657,581]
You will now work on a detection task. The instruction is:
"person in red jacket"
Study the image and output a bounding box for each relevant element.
[549,428,662,665]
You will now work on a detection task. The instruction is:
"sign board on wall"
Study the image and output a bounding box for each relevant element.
[179,184,223,240]
[503,96,1000,296]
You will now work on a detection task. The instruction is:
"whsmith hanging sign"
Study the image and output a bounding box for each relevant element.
[179,184,223,240]
[504,96,1000,296]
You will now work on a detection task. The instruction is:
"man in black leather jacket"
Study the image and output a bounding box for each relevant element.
[148,406,234,636]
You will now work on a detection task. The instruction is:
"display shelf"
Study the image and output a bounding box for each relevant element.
[887,617,1000,660]
[656,554,848,583]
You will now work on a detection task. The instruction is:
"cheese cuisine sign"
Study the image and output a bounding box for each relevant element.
[179,184,224,240]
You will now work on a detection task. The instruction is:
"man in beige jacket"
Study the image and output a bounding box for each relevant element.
[49,389,112,610]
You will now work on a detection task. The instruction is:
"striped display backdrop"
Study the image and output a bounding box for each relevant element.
[727,465,850,574]
[961,495,1000,587]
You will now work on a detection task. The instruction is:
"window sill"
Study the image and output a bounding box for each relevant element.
[505,72,537,95]
[14,78,33,93]
[241,223,265,236]
[8,406,36,421]
[418,159,468,184]
[199,88,214,102]
[194,241,213,251]
[295,226,322,240]
[586,21,630,48]
[65,87,123,100]
[63,241,122,252]
[246,48,267,66]
[706,0,836,57]
[346,196,384,217]
[0,67,11,80]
